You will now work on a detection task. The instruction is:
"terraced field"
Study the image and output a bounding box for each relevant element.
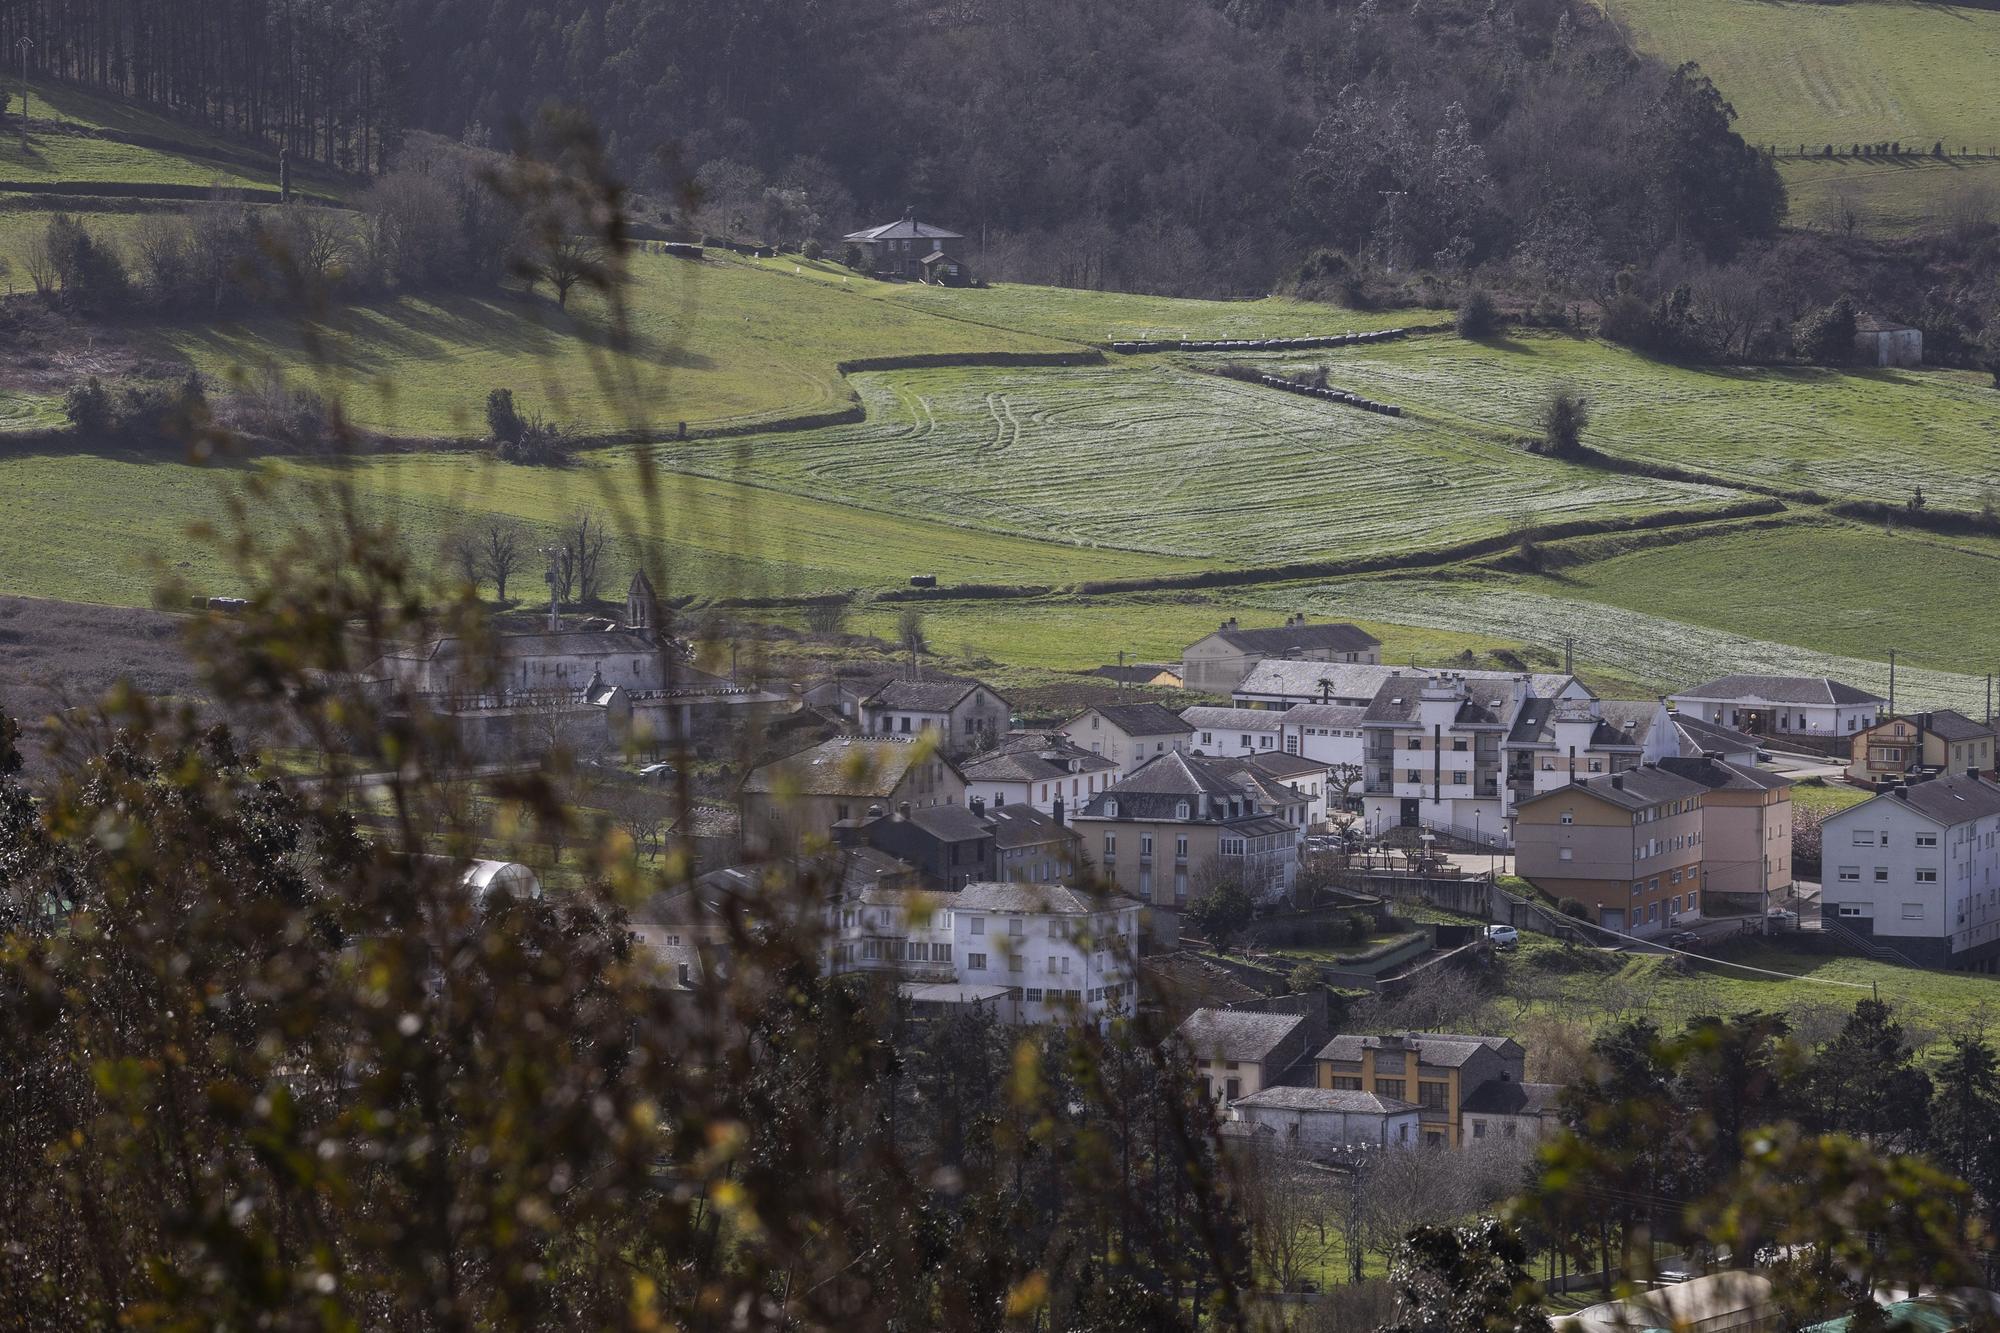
[0,130,274,190]
[1781,156,2000,235]
[1247,332,2000,508]
[652,360,1736,564]
[1599,0,2000,151]
[1260,577,1989,711]
[148,252,1073,438]
[0,446,1191,608]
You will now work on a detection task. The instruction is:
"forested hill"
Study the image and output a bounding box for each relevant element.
[388,0,1782,295]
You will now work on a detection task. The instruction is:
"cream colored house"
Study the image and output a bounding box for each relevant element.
[739,736,966,854]
[1847,711,1997,785]
[1513,764,1708,936]
[1181,614,1381,694]
[1177,1008,1313,1106]
[1059,702,1194,777]
[1659,754,1794,907]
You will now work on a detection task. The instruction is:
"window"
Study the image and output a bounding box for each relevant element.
[1200,732,1213,745]
[1452,739,1468,752]
[1010,955,1025,972]
[1916,869,1939,883]
[1026,988,1043,1002]
[1009,918,1025,937]
[1375,1079,1406,1100]
[1838,905,1864,918]
[1418,1081,1448,1110]
[1405,737,1421,751]
[1560,809,1575,826]
[970,917,985,935]
[1472,1120,1486,1140]
[1559,848,1574,862]
[1916,832,1939,847]
[1175,802,1190,820]
[1104,834,1116,857]
[1225,1078,1241,1100]
[935,943,952,962]
[1902,902,1924,920]
[968,952,987,970]
[1175,836,1188,859]
[1104,801,1118,818]
[1140,834,1153,856]
[1875,867,1889,882]
[1331,1076,1363,1090]
[1852,830,1876,846]
[1837,867,1859,882]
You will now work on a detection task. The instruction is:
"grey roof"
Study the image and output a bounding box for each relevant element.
[1671,714,1762,757]
[1235,661,1412,702]
[1280,702,1368,728]
[1079,752,1270,821]
[741,735,961,796]
[1075,702,1195,736]
[1177,1008,1305,1063]
[962,739,1118,785]
[1507,698,1663,750]
[1657,755,1794,794]
[843,214,964,242]
[1674,674,1885,707]
[864,675,1004,713]
[1912,709,1995,743]
[1181,706,1285,732]
[1207,757,1314,808]
[383,628,663,663]
[1316,1032,1523,1066]
[982,802,1075,851]
[1460,1081,1562,1116]
[1236,752,1332,781]
[1514,763,1710,812]
[1202,621,1381,655]
[1838,773,2000,829]
[835,846,920,895]
[951,881,1141,916]
[1855,312,1918,334]
[1362,675,1508,728]
[1233,1086,1418,1114]
[908,803,995,842]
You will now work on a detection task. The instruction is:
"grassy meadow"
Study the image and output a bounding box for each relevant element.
[1781,155,2000,235]
[1248,332,2000,508]
[1599,0,2000,152]
[652,359,1734,565]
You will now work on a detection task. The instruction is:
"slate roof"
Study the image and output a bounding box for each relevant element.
[908,803,995,842]
[843,214,965,242]
[1181,706,1286,733]
[1514,763,1710,812]
[1671,714,1762,757]
[740,736,955,796]
[1316,1032,1523,1066]
[1236,752,1332,781]
[1460,1081,1562,1116]
[1076,702,1195,736]
[864,676,1004,713]
[1203,621,1380,655]
[1362,676,1508,728]
[1507,698,1663,749]
[835,846,920,895]
[961,740,1118,786]
[1280,702,1368,729]
[1674,674,1885,707]
[1207,757,1313,809]
[1855,312,1918,334]
[1177,1008,1306,1064]
[1233,1086,1419,1114]
[1234,661,1412,702]
[982,802,1075,850]
[1657,755,1794,794]
[1914,709,1995,743]
[1843,773,2000,828]
[1079,752,1268,821]
[951,881,1141,916]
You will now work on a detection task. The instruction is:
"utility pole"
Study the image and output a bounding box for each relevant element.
[1563,635,1574,676]
[1889,649,1897,717]
[15,38,30,136]
[541,545,561,631]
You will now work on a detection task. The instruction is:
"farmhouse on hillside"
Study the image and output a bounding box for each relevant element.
[1181,614,1382,694]
[1853,313,1922,368]
[859,675,1012,756]
[841,210,970,282]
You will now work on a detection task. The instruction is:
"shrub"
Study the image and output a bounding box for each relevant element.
[841,242,865,271]
[486,388,525,445]
[1536,385,1590,457]
[494,414,573,466]
[1455,288,1499,338]
[64,374,206,448]
[63,377,114,436]
[1287,962,1321,995]
[42,213,129,310]
[801,600,849,636]
[1559,897,1588,920]
[1794,295,1857,366]
[801,238,823,261]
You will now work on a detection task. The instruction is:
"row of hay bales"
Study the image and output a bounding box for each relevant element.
[1109,327,1414,354]
[1251,372,1402,416]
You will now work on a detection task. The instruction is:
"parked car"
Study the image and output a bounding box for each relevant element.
[1767,908,1798,930]
[1667,931,1701,950]
[638,762,679,784]
[1484,924,1520,949]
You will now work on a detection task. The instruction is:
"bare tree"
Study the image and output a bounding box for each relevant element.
[547,541,577,606]
[23,231,54,299]
[539,233,606,309]
[440,529,484,591]
[896,606,926,676]
[1238,1145,1341,1294]
[481,521,523,601]
[566,511,612,604]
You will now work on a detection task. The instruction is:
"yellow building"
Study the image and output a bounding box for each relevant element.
[1315,1031,1557,1147]
[1848,711,1997,786]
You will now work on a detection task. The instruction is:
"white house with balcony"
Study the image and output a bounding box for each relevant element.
[1668,674,1885,740]
[1820,773,2000,971]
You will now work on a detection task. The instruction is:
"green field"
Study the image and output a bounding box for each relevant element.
[652,359,1733,564]
[1256,576,1989,710]
[1782,156,2000,235]
[1249,332,2000,509]
[1523,517,2000,676]
[1600,0,2000,151]
[147,252,1074,438]
[0,127,275,191]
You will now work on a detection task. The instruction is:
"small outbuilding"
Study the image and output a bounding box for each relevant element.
[1854,313,1922,367]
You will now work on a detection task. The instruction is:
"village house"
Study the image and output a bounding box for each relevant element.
[1669,674,1885,740]
[1232,661,1413,710]
[1230,1087,1423,1151]
[1182,706,1286,757]
[958,733,1120,817]
[1847,711,1998,786]
[739,735,967,854]
[1658,755,1794,911]
[367,628,674,698]
[1670,714,1763,767]
[1513,764,1709,936]
[1503,697,1673,808]
[1315,1032,1557,1148]
[1213,752,1336,828]
[985,801,1080,883]
[859,676,1012,755]
[1821,773,2000,971]
[1853,313,1923,368]
[841,210,970,282]
[1177,1008,1316,1106]
[1360,671,1592,844]
[1074,751,1303,934]
[1278,702,1369,774]
[1180,614,1383,694]
[833,793,1080,889]
[1059,702,1195,777]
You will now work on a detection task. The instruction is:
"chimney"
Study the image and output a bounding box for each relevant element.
[897,801,911,821]
[1052,795,1065,826]
[1894,786,1910,800]
[866,803,885,819]
[1610,774,1624,790]
[970,795,986,819]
